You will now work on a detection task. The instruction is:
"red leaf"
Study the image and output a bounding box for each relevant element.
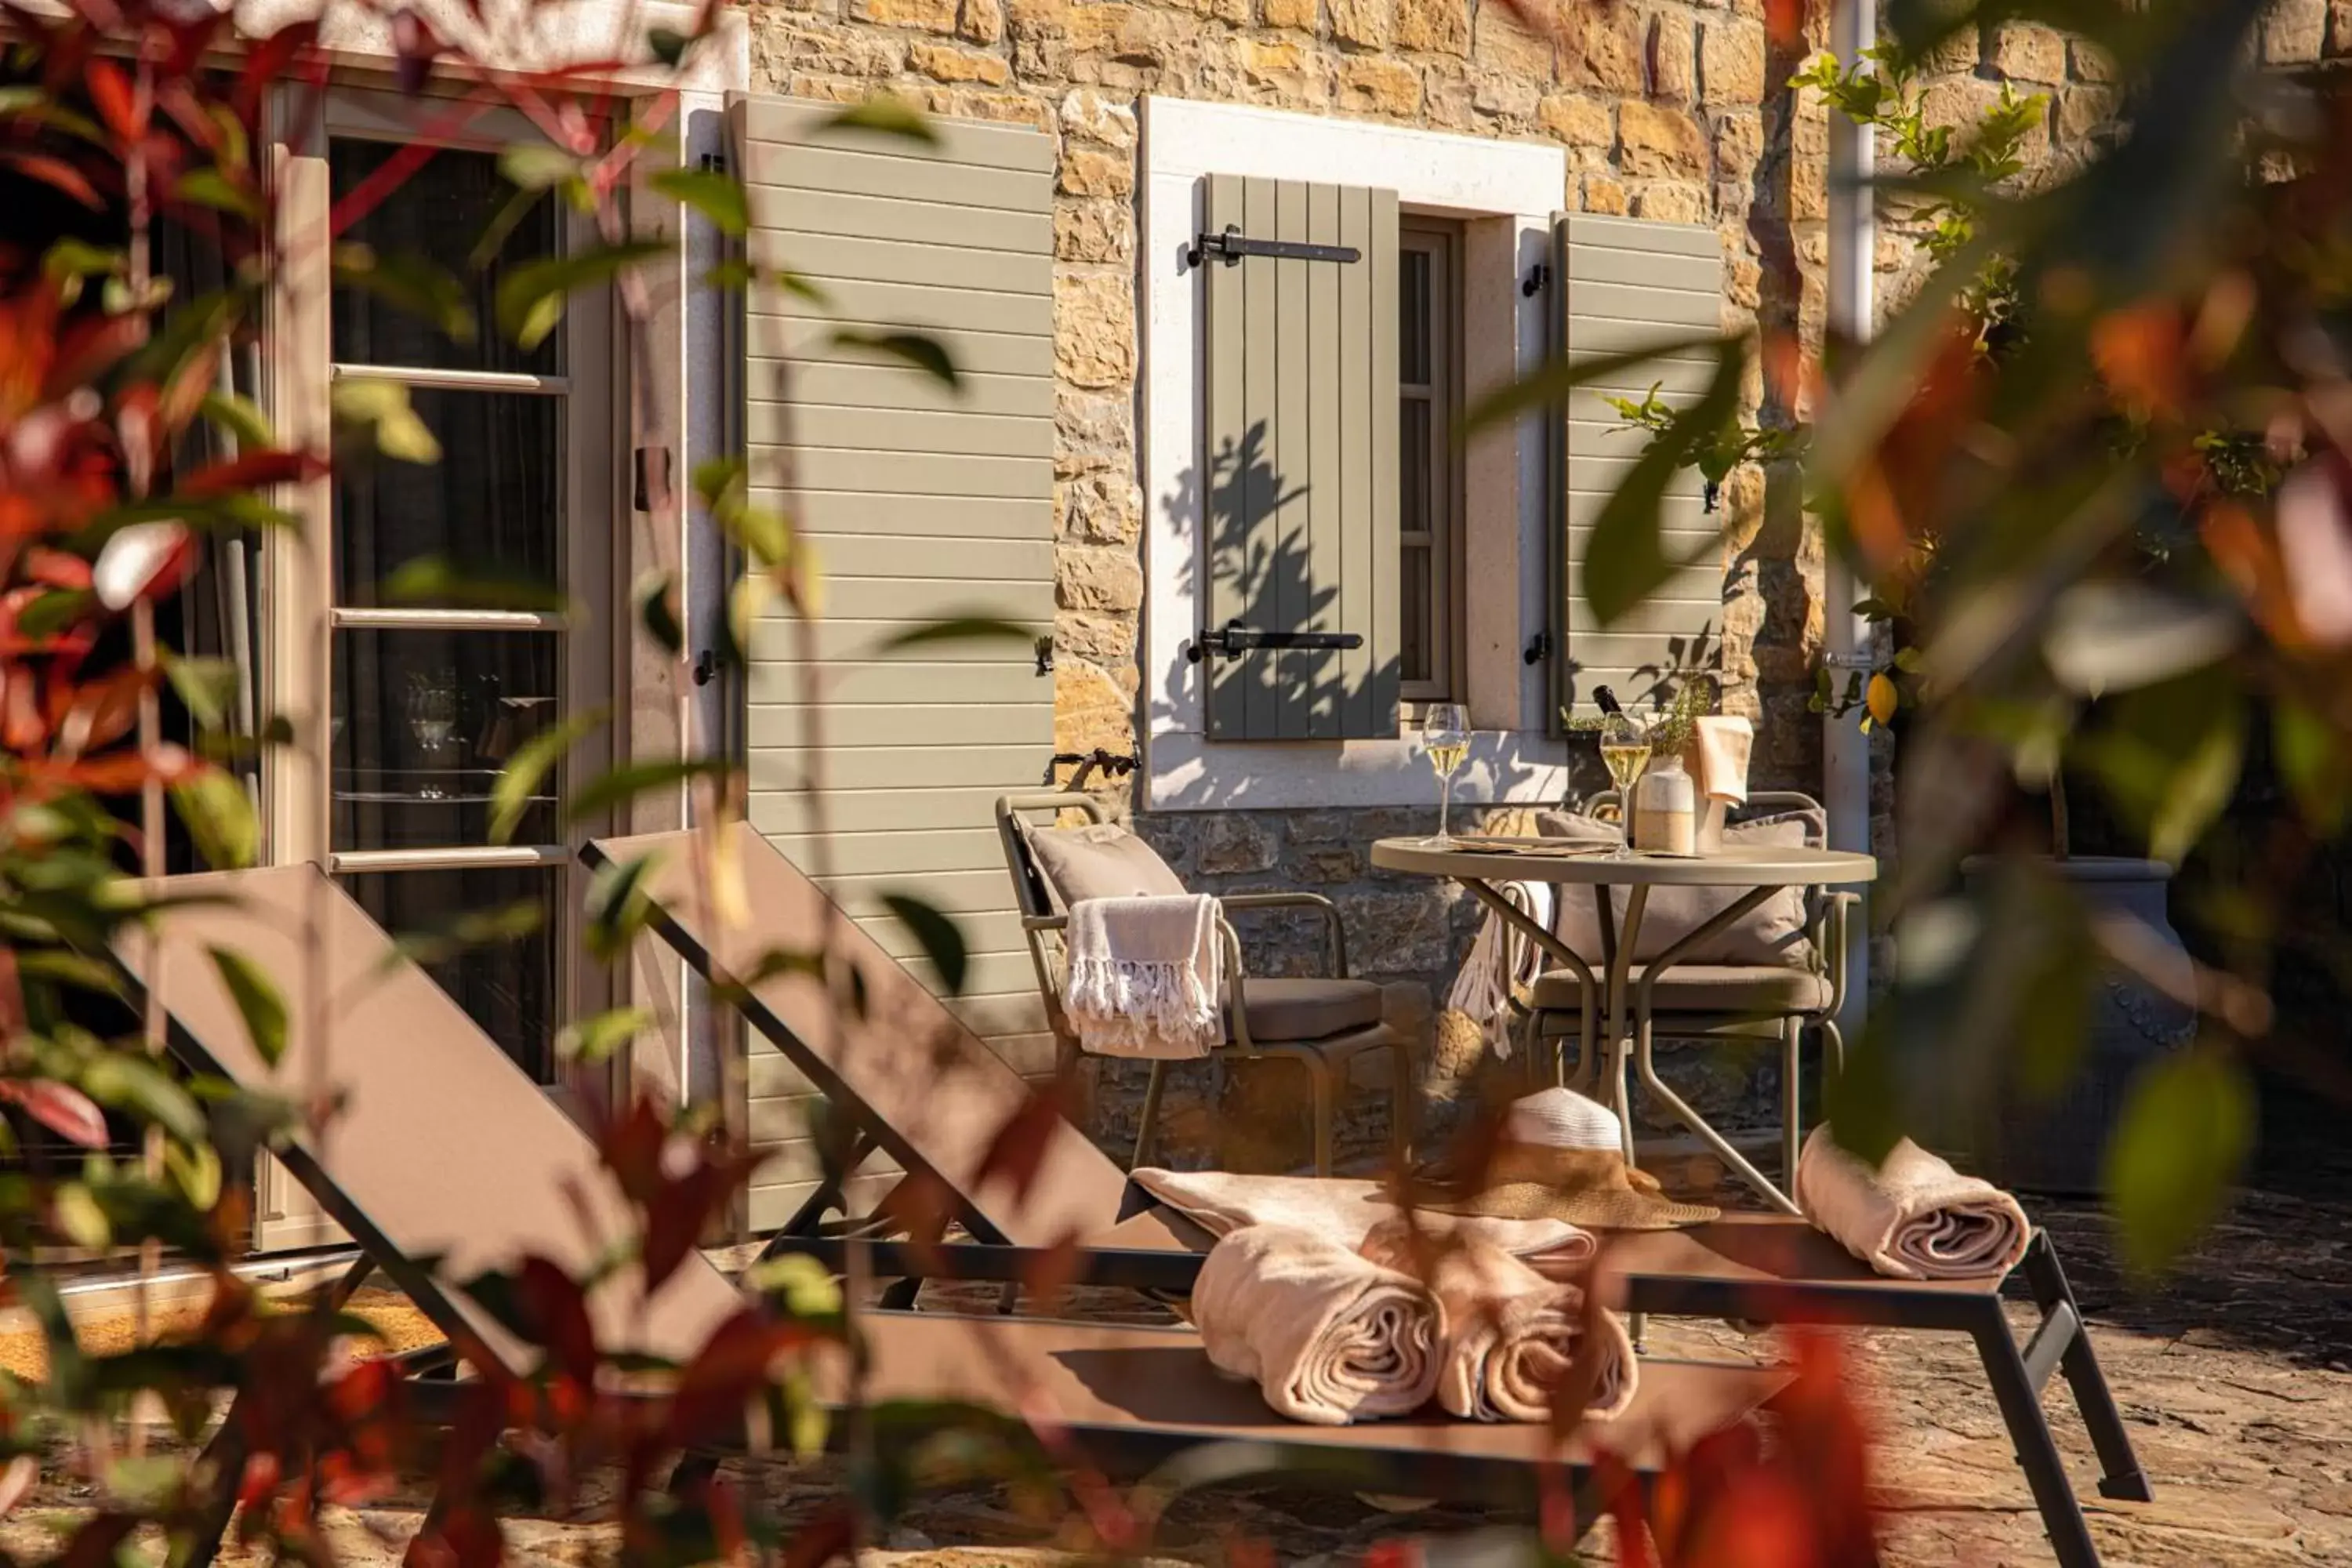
[971,1076,1080,1203]
[0,153,103,211]
[177,448,326,499]
[668,1308,815,1446]
[22,548,93,591]
[389,9,446,96]
[238,21,320,121]
[514,1254,600,1390]
[780,1501,857,1568]
[84,60,143,144]
[593,1093,668,1204]
[0,1080,107,1149]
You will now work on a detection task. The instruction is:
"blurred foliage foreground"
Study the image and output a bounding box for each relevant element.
[0,0,2337,1562]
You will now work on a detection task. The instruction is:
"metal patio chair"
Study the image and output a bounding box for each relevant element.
[996,790,1411,1175]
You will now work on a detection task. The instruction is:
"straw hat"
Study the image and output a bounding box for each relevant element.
[1436,1087,1720,1230]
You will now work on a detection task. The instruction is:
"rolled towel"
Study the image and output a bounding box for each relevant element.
[1795,1126,2032,1280]
[1190,1224,1441,1425]
[1131,1167,1597,1276]
[1359,1229,1638,1424]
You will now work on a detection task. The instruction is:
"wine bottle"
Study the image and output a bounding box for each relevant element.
[1594,685,1624,717]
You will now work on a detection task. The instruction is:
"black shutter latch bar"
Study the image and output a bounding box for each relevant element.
[1188,621,1367,662]
[1187,224,1362,269]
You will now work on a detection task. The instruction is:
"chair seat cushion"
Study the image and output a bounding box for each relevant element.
[1233,978,1386,1042]
[1530,965,1831,1016]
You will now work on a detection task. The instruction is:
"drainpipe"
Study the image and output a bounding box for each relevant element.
[1823,0,1875,1031]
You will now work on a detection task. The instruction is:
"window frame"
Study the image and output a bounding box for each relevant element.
[1397,216,1465,711]
[262,85,625,1083]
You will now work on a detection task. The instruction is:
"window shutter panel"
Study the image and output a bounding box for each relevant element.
[1548,213,1726,722]
[1202,176,1401,740]
[728,93,1057,1229]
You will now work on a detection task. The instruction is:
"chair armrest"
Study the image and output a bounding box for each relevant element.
[1021,914,1069,933]
[1810,890,1860,1019]
[1214,891,1348,978]
[1217,913,1257,1053]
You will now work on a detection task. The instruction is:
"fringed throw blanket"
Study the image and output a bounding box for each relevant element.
[1132,1167,1597,1275]
[1061,895,1224,1059]
[1360,1230,1637,1424]
[1795,1126,2032,1280]
[1435,878,1552,1071]
[1192,1224,1442,1425]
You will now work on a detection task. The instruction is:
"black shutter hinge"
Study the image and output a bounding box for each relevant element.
[1187,621,1366,662]
[1188,225,1363,269]
[1523,631,1553,666]
[1034,635,1054,676]
[1522,262,1551,297]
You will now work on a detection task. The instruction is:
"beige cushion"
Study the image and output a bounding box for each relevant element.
[1530,965,1832,1017]
[1233,978,1386,1042]
[1534,808,1822,968]
[1026,822,1188,907]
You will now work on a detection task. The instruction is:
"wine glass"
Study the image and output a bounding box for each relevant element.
[408,670,459,801]
[1421,702,1470,848]
[1598,706,1650,857]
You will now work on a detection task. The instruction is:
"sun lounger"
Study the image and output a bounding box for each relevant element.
[600,826,2150,1568]
[107,863,1781,1540]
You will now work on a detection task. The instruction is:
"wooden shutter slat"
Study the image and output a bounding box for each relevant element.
[1338,187,1375,739]
[1367,189,1401,737]
[1551,211,1726,721]
[1204,173,1249,741]
[1272,180,1311,738]
[1305,183,1343,738]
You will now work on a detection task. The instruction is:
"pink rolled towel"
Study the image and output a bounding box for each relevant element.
[1191,1225,1441,1425]
[1360,1226,1637,1424]
[1795,1126,2032,1280]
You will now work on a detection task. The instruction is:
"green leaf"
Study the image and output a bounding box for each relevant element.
[491,708,607,845]
[636,569,684,655]
[332,243,477,344]
[648,166,748,238]
[881,892,967,993]
[169,770,258,870]
[499,143,586,191]
[206,946,288,1068]
[162,654,241,731]
[829,329,959,389]
[388,900,546,971]
[557,1007,653,1065]
[743,1253,846,1323]
[584,853,661,963]
[1582,338,1744,626]
[53,1184,108,1250]
[165,1142,222,1210]
[2103,1050,2252,1279]
[172,168,260,220]
[564,758,731,823]
[1461,334,1720,433]
[332,378,441,464]
[2082,667,2247,868]
[380,554,570,612]
[822,95,938,145]
[2273,697,2350,837]
[198,390,275,452]
[878,615,1033,652]
[495,238,672,351]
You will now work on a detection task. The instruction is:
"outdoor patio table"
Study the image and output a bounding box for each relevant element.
[1370,836,1878,1214]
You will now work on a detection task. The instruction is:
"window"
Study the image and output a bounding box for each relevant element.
[271,97,618,1085]
[1398,219,1461,706]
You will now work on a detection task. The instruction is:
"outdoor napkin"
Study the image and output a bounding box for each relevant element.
[1359,1229,1636,1423]
[1061,895,1223,1059]
[1191,1223,1442,1425]
[1693,713,1754,804]
[1795,1126,2032,1280]
[1133,1167,1598,1274]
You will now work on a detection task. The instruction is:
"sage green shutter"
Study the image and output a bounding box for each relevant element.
[1201,176,1401,741]
[1548,213,1726,723]
[731,93,1055,1229]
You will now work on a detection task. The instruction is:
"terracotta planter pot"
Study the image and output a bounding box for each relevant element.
[1963,856,2197,1195]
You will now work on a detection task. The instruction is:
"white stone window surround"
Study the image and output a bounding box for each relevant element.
[1139,96,1572,813]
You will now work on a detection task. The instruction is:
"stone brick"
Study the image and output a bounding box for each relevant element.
[849,0,960,28]
[2056,85,2117,144]
[1472,5,1554,78]
[1648,13,1695,102]
[1987,20,2065,82]
[1056,544,1145,612]
[1472,68,1538,119]
[763,21,909,76]
[1564,9,1643,94]
[1697,18,1764,103]
[1714,108,1763,177]
[1330,0,1390,49]
[1056,607,1135,665]
[1054,269,1134,389]
[1918,75,2005,137]
[1262,0,1317,29]
[1920,24,1979,75]
[1583,173,1628,213]
[1618,98,1708,176]
[1054,657,1137,755]
[1339,55,1423,115]
[1394,0,1468,56]
[1055,471,1143,543]
[2267,0,2328,62]
[1238,35,1327,99]
[1054,198,1135,263]
[1197,815,1280,875]
[2067,38,2114,79]
[1064,2,1177,63]
[1538,93,1613,147]
[1054,386,1130,476]
[959,0,1004,41]
[909,40,1011,81]
[1336,890,1453,975]
[1062,87,1138,147]
[1058,145,1134,196]
[2332,0,2352,56]
[1421,60,1476,126]
[1631,180,1708,223]
[1292,846,1363,884]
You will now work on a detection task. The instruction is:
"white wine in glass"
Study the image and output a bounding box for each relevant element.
[1422,702,1470,847]
[1594,686,1646,856]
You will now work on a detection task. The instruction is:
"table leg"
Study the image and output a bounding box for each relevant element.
[1604,886,1646,1164]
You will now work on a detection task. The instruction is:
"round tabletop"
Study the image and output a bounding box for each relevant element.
[1370,837,1878,887]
